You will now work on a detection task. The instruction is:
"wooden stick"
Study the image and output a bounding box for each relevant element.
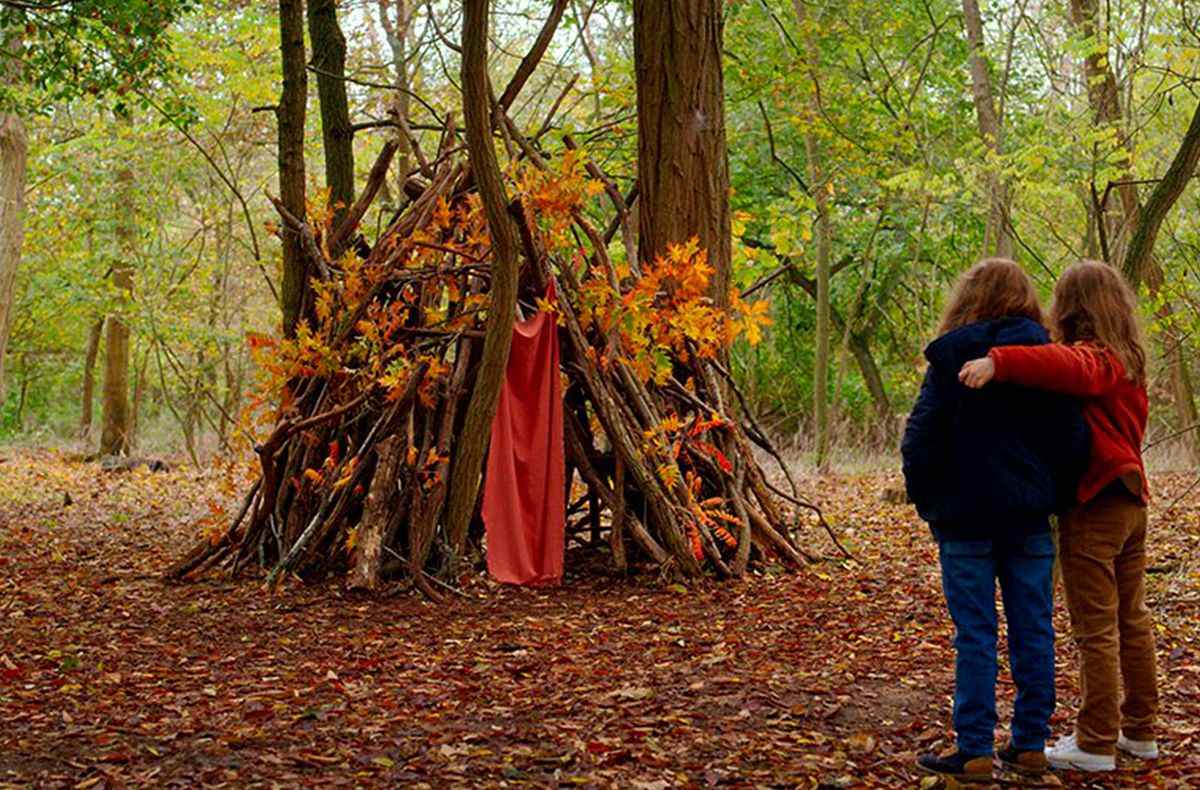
[329,139,399,255]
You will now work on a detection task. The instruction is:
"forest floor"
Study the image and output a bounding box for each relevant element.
[1,450,1198,789]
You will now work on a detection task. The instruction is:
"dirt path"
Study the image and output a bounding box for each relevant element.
[1,451,1197,787]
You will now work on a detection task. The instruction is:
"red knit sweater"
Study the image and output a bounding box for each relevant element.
[988,343,1149,505]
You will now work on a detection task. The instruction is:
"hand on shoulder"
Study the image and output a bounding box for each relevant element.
[959,357,995,389]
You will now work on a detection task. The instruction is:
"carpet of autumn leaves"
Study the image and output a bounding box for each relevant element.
[1,450,1199,789]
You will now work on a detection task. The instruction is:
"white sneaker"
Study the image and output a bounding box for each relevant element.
[1117,731,1159,759]
[1045,733,1116,772]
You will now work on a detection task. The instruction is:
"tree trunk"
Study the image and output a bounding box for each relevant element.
[1119,102,1200,463]
[848,333,889,422]
[100,283,133,456]
[0,28,26,404]
[444,0,522,559]
[14,354,27,428]
[131,345,148,450]
[1069,0,1139,262]
[794,0,831,469]
[80,318,103,438]
[632,0,732,307]
[961,0,1014,258]
[377,0,413,182]
[277,0,309,338]
[100,146,135,457]
[308,0,355,246]
[349,434,402,591]
[788,269,891,427]
[1122,101,1200,284]
[1122,100,1200,459]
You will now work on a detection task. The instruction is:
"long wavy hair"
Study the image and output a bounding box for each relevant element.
[937,258,1043,335]
[1050,260,1146,384]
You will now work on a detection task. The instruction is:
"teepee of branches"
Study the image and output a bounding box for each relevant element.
[168,5,843,597]
[167,133,842,597]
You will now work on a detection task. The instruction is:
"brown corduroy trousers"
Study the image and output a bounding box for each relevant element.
[1059,488,1159,755]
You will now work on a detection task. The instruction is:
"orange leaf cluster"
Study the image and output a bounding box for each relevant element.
[576,238,773,386]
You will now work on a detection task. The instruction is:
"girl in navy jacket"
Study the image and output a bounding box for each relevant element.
[902,258,1088,783]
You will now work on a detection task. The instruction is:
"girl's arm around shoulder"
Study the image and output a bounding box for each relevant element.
[987,343,1123,397]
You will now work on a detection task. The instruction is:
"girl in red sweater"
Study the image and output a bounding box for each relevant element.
[959,260,1158,773]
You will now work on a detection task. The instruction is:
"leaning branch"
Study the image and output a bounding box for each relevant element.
[443,0,523,560]
[1122,99,1200,285]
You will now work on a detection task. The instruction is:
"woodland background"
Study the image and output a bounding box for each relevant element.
[2,0,1199,469]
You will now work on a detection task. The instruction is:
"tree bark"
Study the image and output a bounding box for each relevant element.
[349,434,402,591]
[278,0,309,338]
[961,0,1014,258]
[788,270,891,424]
[848,332,889,420]
[131,345,147,448]
[98,303,130,456]
[444,0,522,559]
[377,0,413,182]
[1069,0,1139,262]
[1122,101,1200,285]
[100,138,135,458]
[308,0,355,246]
[80,317,103,437]
[632,0,732,307]
[794,0,831,469]
[1122,100,1200,459]
[0,27,26,404]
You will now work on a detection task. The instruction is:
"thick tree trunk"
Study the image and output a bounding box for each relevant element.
[444,0,522,559]
[80,317,103,437]
[632,0,732,307]
[961,0,1014,258]
[308,0,355,245]
[100,150,135,457]
[0,28,26,404]
[278,0,309,338]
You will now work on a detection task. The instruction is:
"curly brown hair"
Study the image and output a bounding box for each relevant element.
[1050,260,1146,383]
[937,258,1043,336]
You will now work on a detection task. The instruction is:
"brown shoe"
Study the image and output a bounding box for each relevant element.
[997,743,1049,775]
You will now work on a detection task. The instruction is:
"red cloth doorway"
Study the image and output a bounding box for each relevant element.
[482,284,565,586]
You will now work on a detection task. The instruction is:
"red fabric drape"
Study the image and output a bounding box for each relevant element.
[482,284,565,586]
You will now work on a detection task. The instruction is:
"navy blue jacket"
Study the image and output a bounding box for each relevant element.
[901,317,1089,541]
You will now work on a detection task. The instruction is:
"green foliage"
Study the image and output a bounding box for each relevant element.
[1,0,198,118]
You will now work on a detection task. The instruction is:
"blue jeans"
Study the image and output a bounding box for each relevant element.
[938,532,1056,756]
